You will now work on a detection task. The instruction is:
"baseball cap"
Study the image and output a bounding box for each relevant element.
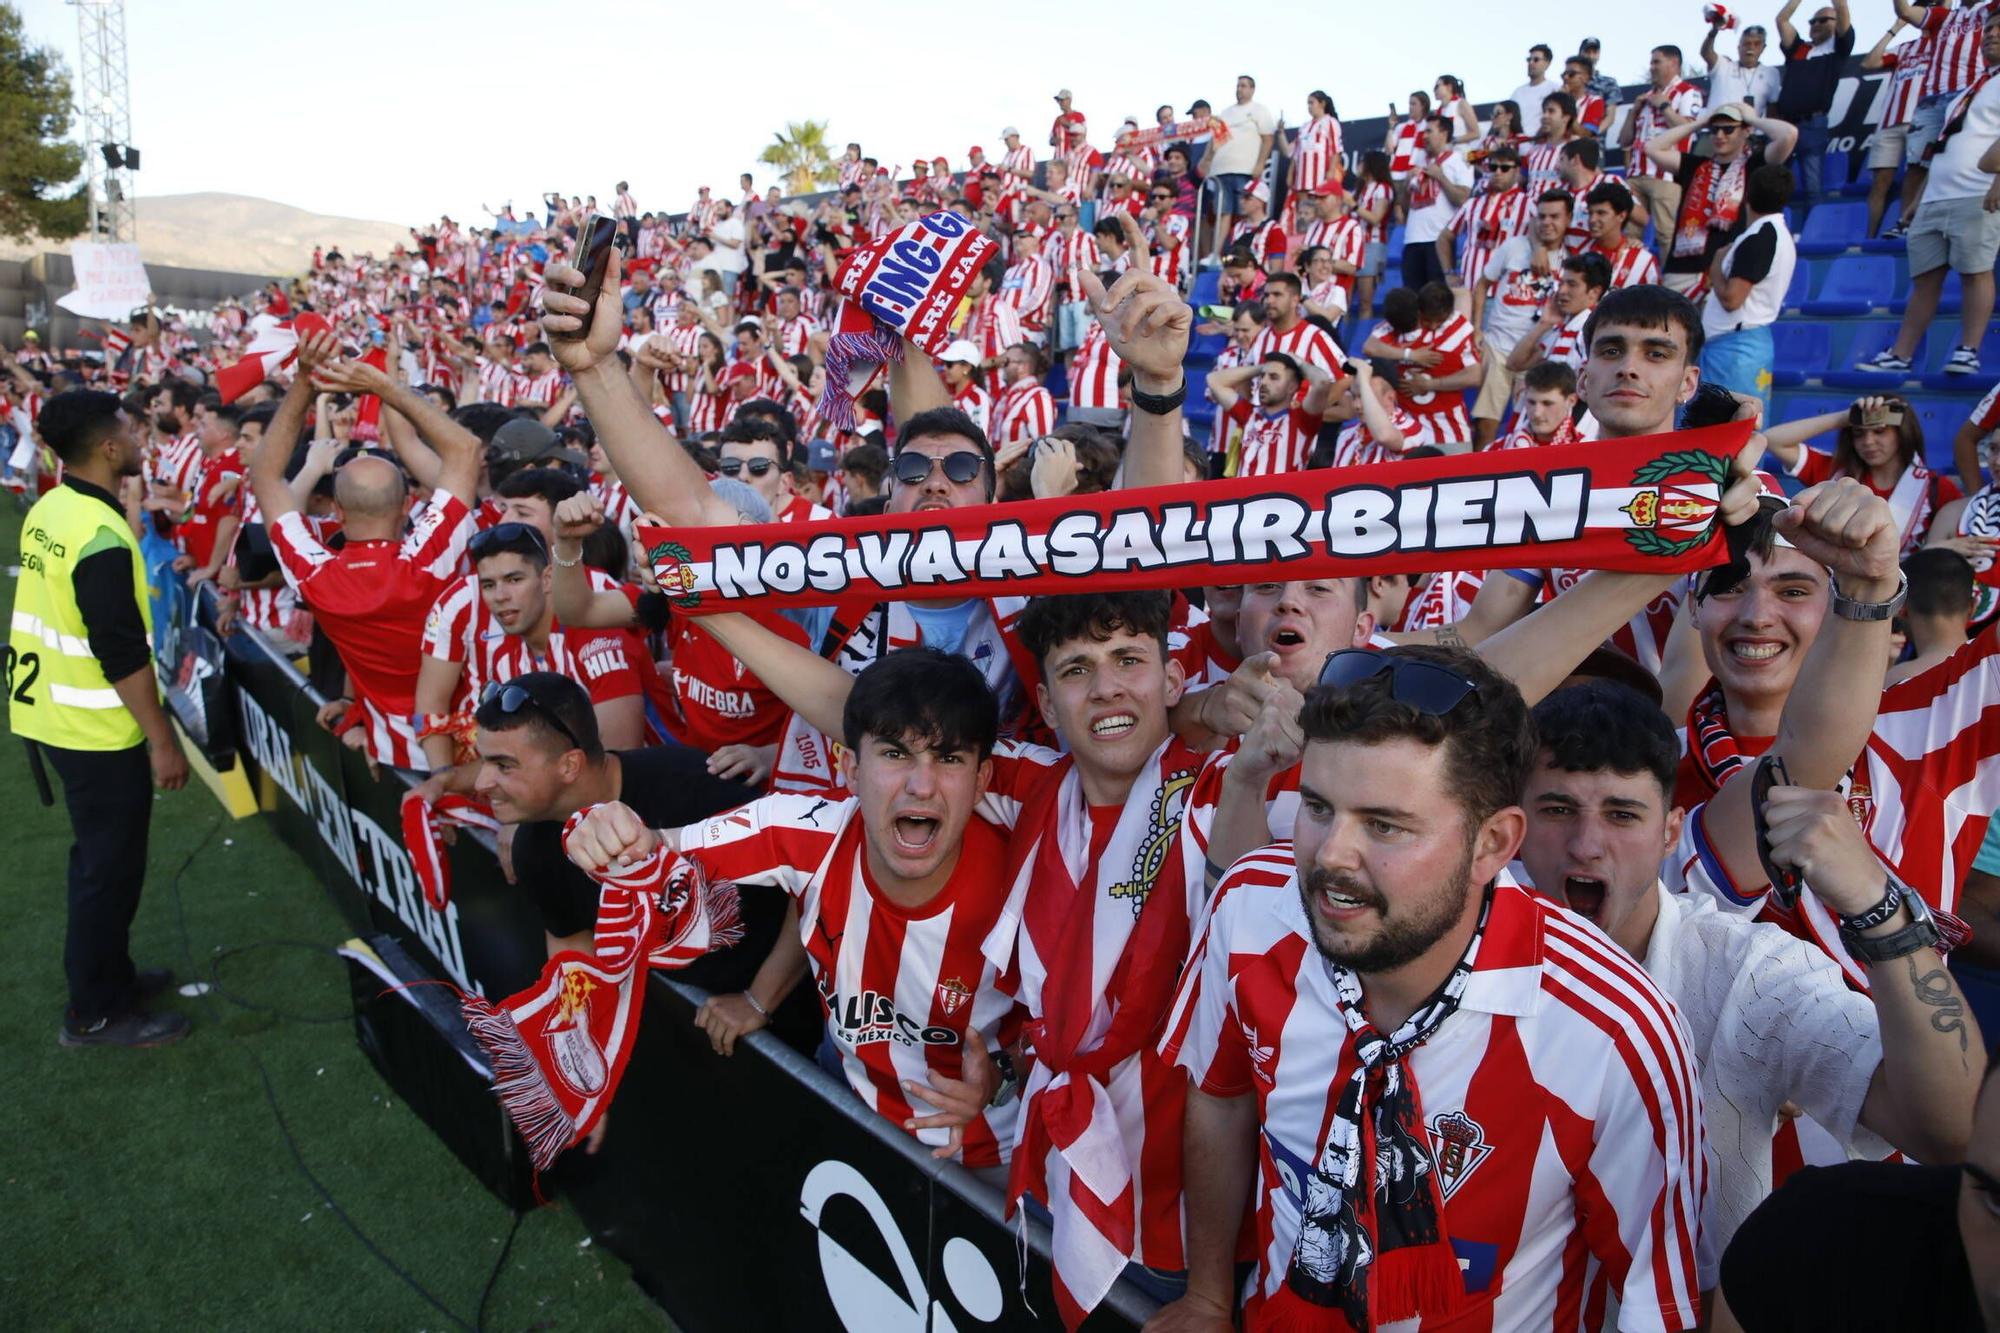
[1186,99,1211,115]
[1055,88,1073,100]
[1000,125,1020,138]
[807,440,839,473]
[1245,179,1270,203]
[720,361,758,384]
[939,339,981,365]
[734,318,763,335]
[489,417,587,468]
[968,145,985,157]
[1708,102,1748,124]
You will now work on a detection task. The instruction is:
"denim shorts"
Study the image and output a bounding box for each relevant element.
[1206,173,1252,215]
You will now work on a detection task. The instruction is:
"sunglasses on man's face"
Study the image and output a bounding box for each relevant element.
[892,449,986,487]
[717,457,777,478]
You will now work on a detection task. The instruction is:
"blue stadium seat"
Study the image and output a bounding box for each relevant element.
[1796,200,1869,256]
[1782,262,1812,309]
[1800,255,1899,316]
[1892,268,1964,316]
[1189,269,1223,308]
[1909,395,1972,477]
[1920,328,2000,390]
[1822,320,1916,389]
[1770,321,1833,387]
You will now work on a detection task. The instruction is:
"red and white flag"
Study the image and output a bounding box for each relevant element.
[215,311,331,404]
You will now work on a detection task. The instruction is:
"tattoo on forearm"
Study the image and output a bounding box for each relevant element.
[1906,958,1970,1057]
[1436,623,1466,649]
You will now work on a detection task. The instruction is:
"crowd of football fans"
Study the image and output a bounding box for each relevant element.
[9,5,2000,1328]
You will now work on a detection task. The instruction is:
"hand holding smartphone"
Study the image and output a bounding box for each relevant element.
[562,214,623,339]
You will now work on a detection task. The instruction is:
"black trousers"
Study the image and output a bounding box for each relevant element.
[42,742,153,1021]
[1402,237,1447,294]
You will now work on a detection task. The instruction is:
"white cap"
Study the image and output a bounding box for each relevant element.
[939,339,982,365]
[1000,125,1020,138]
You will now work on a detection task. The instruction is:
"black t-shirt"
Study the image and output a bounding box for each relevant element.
[1721,1162,1980,1331]
[511,745,775,994]
[1724,221,1779,285]
[1773,26,1857,122]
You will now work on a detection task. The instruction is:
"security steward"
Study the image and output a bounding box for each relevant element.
[8,389,191,1047]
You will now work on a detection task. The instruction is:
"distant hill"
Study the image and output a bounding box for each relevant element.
[0,192,411,277]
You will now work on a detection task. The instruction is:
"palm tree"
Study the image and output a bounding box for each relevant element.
[758,120,839,197]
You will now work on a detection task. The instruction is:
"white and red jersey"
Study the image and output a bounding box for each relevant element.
[1399,568,1487,630]
[469,623,646,714]
[1230,216,1288,268]
[1495,413,1587,451]
[614,189,638,217]
[589,474,643,541]
[1522,137,1573,190]
[1916,1,1996,103]
[421,565,642,710]
[1387,119,1425,180]
[1329,399,1420,468]
[1673,627,2000,992]
[1564,169,1610,252]
[1504,564,1685,677]
[775,494,833,524]
[991,378,1057,448]
[1068,322,1123,412]
[1046,228,1103,294]
[1163,859,1705,1332]
[1250,317,1345,381]
[1629,81,1706,179]
[683,796,1024,1168]
[683,388,729,436]
[1355,178,1395,244]
[1536,308,1593,369]
[1001,255,1055,332]
[1227,398,1324,477]
[1303,275,1349,322]
[1289,115,1345,198]
[147,431,202,502]
[517,365,564,408]
[1879,45,1927,130]
[1371,313,1480,448]
[1147,213,1191,288]
[952,380,993,434]
[960,295,1026,392]
[476,356,523,407]
[776,313,820,359]
[1575,92,1611,137]
[272,491,474,769]
[1301,216,1368,299]
[657,322,706,394]
[837,156,868,190]
[1594,239,1663,289]
[1448,188,1533,291]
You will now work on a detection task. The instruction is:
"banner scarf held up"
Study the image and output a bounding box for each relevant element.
[461,804,743,1171]
[641,419,1756,615]
[817,211,998,432]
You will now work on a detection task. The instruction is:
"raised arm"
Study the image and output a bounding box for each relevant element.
[540,245,738,527]
[550,493,646,629]
[1759,402,1855,470]
[1078,213,1192,488]
[1776,0,1804,47]
[247,333,338,524]
[1205,362,1255,414]
[1644,117,1701,175]
[1350,366,1406,452]
[376,402,445,490]
[310,355,481,506]
[696,611,854,740]
[1746,106,1801,164]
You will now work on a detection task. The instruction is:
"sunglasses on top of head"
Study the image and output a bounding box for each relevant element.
[1317,648,1481,717]
[481,679,584,752]
[468,521,549,560]
[892,449,986,487]
[717,457,777,478]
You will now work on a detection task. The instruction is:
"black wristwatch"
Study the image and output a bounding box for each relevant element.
[988,1047,1021,1107]
[1838,879,1942,964]
[1129,376,1187,416]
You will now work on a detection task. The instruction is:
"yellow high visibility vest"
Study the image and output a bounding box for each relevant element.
[8,482,154,750]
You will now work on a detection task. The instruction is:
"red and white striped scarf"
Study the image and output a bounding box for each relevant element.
[401,790,501,912]
[987,739,1201,1328]
[463,804,744,1170]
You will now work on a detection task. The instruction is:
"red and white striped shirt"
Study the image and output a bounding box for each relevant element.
[1068,322,1123,412]
[517,366,565,407]
[1356,179,1395,244]
[1227,398,1324,476]
[476,356,522,407]
[991,378,1057,447]
[684,388,729,436]
[1387,120,1425,179]
[1674,626,2000,991]
[1289,115,1345,198]
[1565,169,1610,252]
[838,157,868,190]
[1629,82,1706,180]
[1594,240,1664,289]
[1879,45,1928,130]
[777,314,820,359]
[1250,318,1345,381]
[1399,568,1487,630]
[1329,400,1420,468]
[1371,313,1480,447]
[684,796,1025,1168]
[658,322,705,393]
[1046,228,1103,294]
[960,296,1026,393]
[1449,188,1534,291]
[1916,2,1995,103]
[469,623,645,714]
[1002,255,1055,332]
[147,431,203,501]
[1163,857,1705,1331]
[1575,93,1611,137]
[1302,216,1369,298]
[1536,308,1593,369]
[421,566,637,708]
[1148,214,1191,288]
[272,491,474,769]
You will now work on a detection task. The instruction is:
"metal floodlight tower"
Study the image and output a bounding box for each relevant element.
[70,0,136,243]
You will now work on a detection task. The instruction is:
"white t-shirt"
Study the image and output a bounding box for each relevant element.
[1404,151,1476,243]
[1707,55,1782,115]
[1929,75,2000,204]
[1510,78,1555,128]
[707,214,748,273]
[1640,883,1883,1285]
[1479,233,1557,352]
[1701,213,1796,338]
[1209,99,1276,176]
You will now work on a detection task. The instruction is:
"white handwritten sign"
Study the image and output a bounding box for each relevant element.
[57,243,152,322]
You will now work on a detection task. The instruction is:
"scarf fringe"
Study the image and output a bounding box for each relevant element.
[1253,1245,1466,1332]
[460,995,578,1171]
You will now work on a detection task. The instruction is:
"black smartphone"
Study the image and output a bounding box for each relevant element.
[1750,754,1803,909]
[565,213,622,337]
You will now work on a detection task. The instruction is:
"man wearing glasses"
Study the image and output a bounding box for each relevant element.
[1771,0,1856,217]
[716,417,828,524]
[1643,100,1798,298]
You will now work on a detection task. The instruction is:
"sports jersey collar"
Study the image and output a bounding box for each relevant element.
[1639,880,1705,995]
[1453,881,1547,1017]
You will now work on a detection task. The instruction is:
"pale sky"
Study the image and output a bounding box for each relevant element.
[19,1,1720,230]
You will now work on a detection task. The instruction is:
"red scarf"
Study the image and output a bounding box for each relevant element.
[1684,681,1750,798]
[1672,153,1748,259]
[401,790,500,912]
[463,805,743,1169]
